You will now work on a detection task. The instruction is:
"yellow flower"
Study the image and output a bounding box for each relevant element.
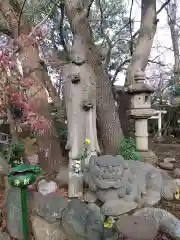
[85,139,91,144]
[175,188,180,200]
[104,219,113,228]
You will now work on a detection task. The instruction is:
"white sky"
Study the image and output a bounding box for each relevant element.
[115,0,179,86]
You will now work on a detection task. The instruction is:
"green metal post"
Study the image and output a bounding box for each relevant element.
[21,187,29,240]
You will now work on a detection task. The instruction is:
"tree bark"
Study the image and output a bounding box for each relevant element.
[167,0,180,84]
[0,0,66,173]
[126,0,157,85]
[64,0,123,154]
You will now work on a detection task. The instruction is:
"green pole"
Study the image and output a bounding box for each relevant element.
[20,187,29,240]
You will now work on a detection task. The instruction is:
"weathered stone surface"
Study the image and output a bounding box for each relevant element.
[96,189,119,202]
[174,179,180,187]
[162,180,177,201]
[102,228,119,240]
[164,157,176,163]
[143,190,161,206]
[31,215,67,240]
[38,179,57,196]
[101,200,137,216]
[145,170,163,191]
[61,199,104,240]
[84,155,179,215]
[84,191,97,203]
[5,187,32,239]
[173,168,180,179]
[160,170,172,180]
[0,232,10,240]
[159,162,174,171]
[115,216,158,240]
[133,208,180,239]
[31,192,68,222]
[162,185,174,201]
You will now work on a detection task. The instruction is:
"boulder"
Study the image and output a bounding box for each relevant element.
[31,215,67,240]
[31,192,68,222]
[61,199,104,240]
[115,215,158,240]
[159,162,174,171]
[5,187,32,239]
[38,179,58,196]
[101,200,137,216]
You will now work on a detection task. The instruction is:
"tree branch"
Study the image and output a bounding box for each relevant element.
[17,0,27,36]
[87,0,94,17]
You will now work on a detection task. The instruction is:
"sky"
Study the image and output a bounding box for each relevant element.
[115,0,179,86]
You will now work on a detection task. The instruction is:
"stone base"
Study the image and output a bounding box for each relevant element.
[140,150,158,166]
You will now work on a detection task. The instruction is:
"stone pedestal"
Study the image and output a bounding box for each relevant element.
[127,70,158,165]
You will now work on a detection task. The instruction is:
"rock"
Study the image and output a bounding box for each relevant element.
[31,192,68,222]
[174,179,180,187]
[38,179,57,196]
[0,232,10,240]
[133,207,180,239]
[31,215,67,240]
[162,185,174,201]
[173,168,180,178]
[96,189,119,202]
[164,158,176,163]
[145,170,163,191]
[162,180,178,201]
[159,162,174,171]
[5,187,32,239]
[61,199,104,240]
[87,203,102,216]
[102,228,119,240]
[115,215,158,240]
[160,170,172,180]
[84,191,97,203]
[101,200,137,216]
[143,190,161,206]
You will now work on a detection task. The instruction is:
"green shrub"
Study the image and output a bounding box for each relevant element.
[2,143,25,167]
[117,138,141,161]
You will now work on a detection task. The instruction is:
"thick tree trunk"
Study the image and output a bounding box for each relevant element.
[126,0,157,85]
[0,0,65,173]
[167,0,180,84]
[64,0,123,154]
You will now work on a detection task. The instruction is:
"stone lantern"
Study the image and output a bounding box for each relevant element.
[127,69,158,165]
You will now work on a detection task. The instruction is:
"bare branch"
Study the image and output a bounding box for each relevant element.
[157,0,171,14]
[87,0,94,17]
[17,0,27,36]
[129,0,134,56]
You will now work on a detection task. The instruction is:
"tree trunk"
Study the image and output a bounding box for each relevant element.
[167,0,180,84]
[0,0,65,173]
[126,0,157,85]
[64,0,123,154]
